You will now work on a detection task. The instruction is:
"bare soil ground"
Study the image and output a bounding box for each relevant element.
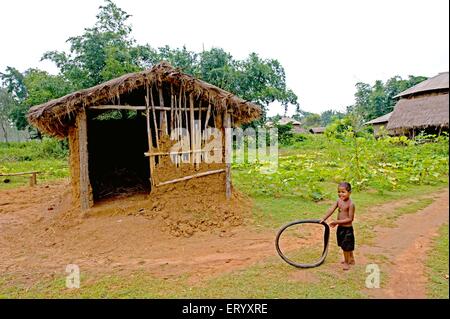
[0,182,448,297]
[360,189,449,298]
[0,181,301,286]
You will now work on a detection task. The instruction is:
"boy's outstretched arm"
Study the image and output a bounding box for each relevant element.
[320,201,338,223]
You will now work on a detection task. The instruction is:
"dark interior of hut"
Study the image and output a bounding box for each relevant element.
[87,109,151,200]
[85,85,220,201]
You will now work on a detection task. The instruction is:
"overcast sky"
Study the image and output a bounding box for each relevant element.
[1,0,448,116]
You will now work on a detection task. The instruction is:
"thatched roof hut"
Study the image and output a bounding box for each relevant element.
[309,127,325,134]
[364,112,392,135]
[266,117,307,133]
[27,62,261,210]
[387,72,449,136]
[28,62,261,138]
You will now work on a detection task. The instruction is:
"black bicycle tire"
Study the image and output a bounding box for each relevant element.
[275,219,330,268]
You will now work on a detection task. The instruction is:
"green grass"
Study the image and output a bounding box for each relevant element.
[0,139,69,189]
[0,136,448,298]
[425,224,449,299]
[0,248,368,299]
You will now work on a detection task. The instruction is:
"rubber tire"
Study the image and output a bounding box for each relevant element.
[275,219,330,268]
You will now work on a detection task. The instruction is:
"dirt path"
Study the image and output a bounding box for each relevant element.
[0,182,448,296]
[360,189,449,298]
[0,181,304,286]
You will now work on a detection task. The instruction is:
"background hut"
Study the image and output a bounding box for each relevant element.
[364,112,392,136]
[309,127,325,134]
[28,62,261,210]
[387,72,449,137]
[266,117,307,133]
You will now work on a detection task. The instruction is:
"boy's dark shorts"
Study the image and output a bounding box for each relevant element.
[337,226,355,252]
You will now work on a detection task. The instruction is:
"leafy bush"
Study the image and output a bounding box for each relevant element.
[233,131,448,201]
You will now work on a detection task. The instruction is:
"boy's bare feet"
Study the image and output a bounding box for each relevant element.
[342,263,350,270]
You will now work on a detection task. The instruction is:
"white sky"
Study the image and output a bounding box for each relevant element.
[0,0,448,116]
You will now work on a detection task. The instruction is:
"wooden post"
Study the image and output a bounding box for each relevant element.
[145,87,155,189]
[149,85,159,149]
[190,94,195,167]
[224,112,232,199]
[159,87,168,137]
[29,172,37,187]
[78,109,91,210]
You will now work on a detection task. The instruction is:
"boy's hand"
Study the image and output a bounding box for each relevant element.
[329,221,338,228]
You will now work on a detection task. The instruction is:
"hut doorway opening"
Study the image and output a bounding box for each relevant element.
[87,110,151,201]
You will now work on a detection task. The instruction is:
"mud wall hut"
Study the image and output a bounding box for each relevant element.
[387,72,449,137]
[28,62,261,210]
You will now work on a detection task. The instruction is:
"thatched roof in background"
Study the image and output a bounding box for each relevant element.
[365,112,392,125]
[28,62,262,137]
[386,93,449,130]
[309,127,325,134]
[394,72,449,98]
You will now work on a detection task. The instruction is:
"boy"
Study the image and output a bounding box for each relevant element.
[320,182,355,270]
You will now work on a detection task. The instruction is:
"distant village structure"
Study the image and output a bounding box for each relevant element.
[309,127,325,134]
[364,112,392,136]
[386,72,449,137]
[266,117,307,134]
[364,72,449,137]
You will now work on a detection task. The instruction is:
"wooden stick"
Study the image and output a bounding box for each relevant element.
[159,87,168,136]
[0,171,40,177]
[145,88,155,187]
[204,102,211,131]
[190,94,195,166]
[170,85,174,134]
[144,148,222,157]
[184,91,189,162]
[89,105,207,111]
[224,112,232,199]
[149,85,159,149]
[156,169,225,187]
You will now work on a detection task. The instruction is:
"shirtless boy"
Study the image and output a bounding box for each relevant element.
[320,182,355,270]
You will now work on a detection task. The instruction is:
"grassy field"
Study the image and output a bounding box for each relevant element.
[426,224,449,299]
[0,139,68,188]
[0,134,448,298]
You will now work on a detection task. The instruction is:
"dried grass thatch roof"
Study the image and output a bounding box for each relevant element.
[394,72,449,98]
[386,93,449,130]
[309,127,325,134]
[28,62,261,137]
[365,112,392,125]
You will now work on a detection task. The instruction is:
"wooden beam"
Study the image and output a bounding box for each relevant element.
[89,105,209,112]
[156,169,225,187]
[224,112,232,199]
[144,148,222,157]
[78,109,91,210]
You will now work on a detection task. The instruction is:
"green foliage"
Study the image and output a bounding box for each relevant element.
[1,0,299,134]
[426,224,449,298]
[274,123,294,145]
[233,132,448,202]
[0,138,68,162]
[348,75,428,121]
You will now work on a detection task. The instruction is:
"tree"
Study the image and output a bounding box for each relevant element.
[0,88,16,143]
[0,68,74,132]
[349,75,428,122]
[42,0,140,89]
[302,113,321,128]
[4,0,301,133]
[320,109,345,126]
